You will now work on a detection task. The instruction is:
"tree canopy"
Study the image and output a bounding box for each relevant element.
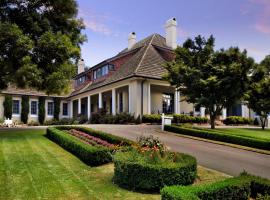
[245,55,270,130]
[0,0,86,94]
[164,35,254,129]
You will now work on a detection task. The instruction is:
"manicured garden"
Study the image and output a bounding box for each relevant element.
[0,128,230,200]
[165,125,270,151]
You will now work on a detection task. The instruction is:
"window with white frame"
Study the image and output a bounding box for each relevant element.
[93,64,114,80]
[12,100,20,115]
[47,102,54,116]
[62,102,68,116]
[30,101,38,115]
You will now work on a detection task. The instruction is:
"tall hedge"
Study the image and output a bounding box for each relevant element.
[38,96,45,124]
[53,97,61,120]
[21,95,29,124]
[3,95,12,119]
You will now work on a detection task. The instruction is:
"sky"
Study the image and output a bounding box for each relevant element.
[77,0,270,67]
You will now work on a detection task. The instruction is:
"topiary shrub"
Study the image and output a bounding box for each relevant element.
[3,95,12,119]
[223,116,252,125]
[38,96,45,124]
[53,97,61,120]
[21,95,29,124]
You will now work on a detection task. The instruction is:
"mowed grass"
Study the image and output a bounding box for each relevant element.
[207,128,270,141]
[0,129,228,200]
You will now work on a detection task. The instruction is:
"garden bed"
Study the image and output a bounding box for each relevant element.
[46,126,133,166]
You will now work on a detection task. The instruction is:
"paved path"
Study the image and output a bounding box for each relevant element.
[83,124,270,179]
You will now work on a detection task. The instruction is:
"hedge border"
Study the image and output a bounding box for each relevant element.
[161,174,270,200]
[164,125,270,151]
[46,127,112,166]
[113,151,197,192]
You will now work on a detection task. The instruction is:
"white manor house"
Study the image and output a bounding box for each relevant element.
[0,18,253,123]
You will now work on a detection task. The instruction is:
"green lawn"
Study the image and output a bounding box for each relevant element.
[0,129,228,200]
[206,128,270,141]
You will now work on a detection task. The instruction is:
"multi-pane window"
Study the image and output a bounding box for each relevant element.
[93,64,114,80]
[47,102,54,116]
[76,75,86,86]
[162,93,174,114]
[12,100,20,115]
[62,103,68,116]
[30,101,38,115]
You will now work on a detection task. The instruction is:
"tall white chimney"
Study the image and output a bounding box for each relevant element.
[77,59,85,74]
[128,32,136,50]
[165,18,177,49]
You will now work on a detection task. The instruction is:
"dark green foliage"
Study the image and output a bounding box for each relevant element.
[164,35,254,129]
[46,127,112,166]
[0,1,85,94]
[38,96,45,124]
[223,116,252,125]
[21,95,29,124]
[53,98,61,120]
[161,174,270,200]
[3,95,12,119]
[245,55,270,130]
[90,109,136,124]
[113,151,197,192]
[165,125,270,150]
[56,126,134,146]
[142,114,162,123]
[44,118,79,125]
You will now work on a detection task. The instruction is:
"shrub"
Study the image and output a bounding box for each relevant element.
[46,127,112,166]
[21,95,29,124]
[38,96,45,124]
[164,125,270,150]
[53,97,61,120]
[161,173,270,200]
[3,95,12,119]
[173,114,208,124]
[43,118,79,125]
[27,121,40,126]
[223,116,252,125]
[142,114,162,123]
[77,114,88,124]
[113,150,197,192]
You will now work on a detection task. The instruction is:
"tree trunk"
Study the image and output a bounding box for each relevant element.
[260,116,266,130]
[210,115,215,129]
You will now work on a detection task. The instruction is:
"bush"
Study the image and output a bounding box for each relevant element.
[113,150,197,192]
[3,95,12,119]
[56,126,134,146]
[53,97,61,120]
[161,173,270,200]
[21,95,29,124]
[223,116,252,125]
[46,127,112,166]
[27,121,40,126]
[164,125,270,150]
[142,114,162,123]
[38,96,45,124]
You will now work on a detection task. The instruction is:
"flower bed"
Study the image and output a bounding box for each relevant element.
[161,173,270,200]
[113,136,197,192]
[68,129,115,148]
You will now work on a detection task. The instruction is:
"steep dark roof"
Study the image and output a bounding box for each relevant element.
[69,33,173,97]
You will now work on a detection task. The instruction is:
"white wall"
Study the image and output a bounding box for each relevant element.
[0,95,4,119]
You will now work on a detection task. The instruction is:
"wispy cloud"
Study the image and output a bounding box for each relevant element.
[177,27,189,38]
[245,0,270,35]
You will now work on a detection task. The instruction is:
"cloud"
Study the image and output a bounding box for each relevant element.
[177,27,189,38]
[249,0,270,34]
[78,8,113,36]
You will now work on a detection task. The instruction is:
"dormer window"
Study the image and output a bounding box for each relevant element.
[93,64,114,80]
[76,75,86,86]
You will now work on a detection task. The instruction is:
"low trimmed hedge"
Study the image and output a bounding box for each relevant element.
[161,174,270,200]
[164,125,270,150]
[113,151,197,192]
[56,126,134,146]
[46,127,112,166]
[223,116,252,125]
[142,114,208,124]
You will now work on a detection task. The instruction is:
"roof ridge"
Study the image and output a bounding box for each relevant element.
[134,34,156,74]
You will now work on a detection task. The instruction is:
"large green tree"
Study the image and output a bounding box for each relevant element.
[245,55,270,130]
[0,0,85,94]
[164,35,254,129]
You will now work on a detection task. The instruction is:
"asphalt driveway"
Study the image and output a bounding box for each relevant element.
[83,124,270,179]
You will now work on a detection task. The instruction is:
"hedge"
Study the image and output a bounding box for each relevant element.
[38,96,45,124]
[164,125,270,151]
[3,95,12,119]
[142,114,208,124]
[56,126,134,146]
[53,97,61,120]
[21,95,29,124]
[113,151,197,192]
[142,114,162,123]
[161,174,270,200]
[223,116,252,125]
[46,127,112,166]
